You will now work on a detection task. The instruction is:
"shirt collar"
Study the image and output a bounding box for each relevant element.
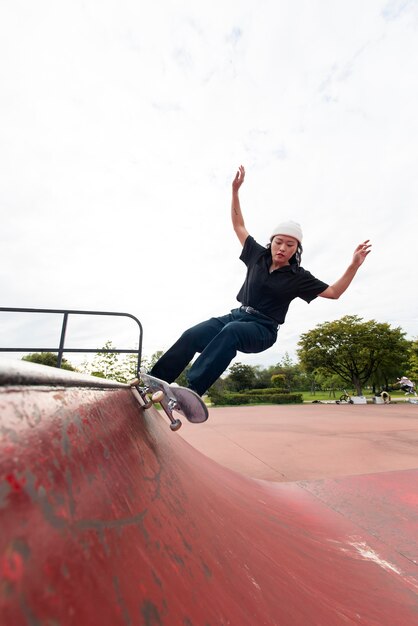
[265,249,298,273]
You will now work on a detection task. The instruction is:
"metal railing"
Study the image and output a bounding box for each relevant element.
[0,307,143,375]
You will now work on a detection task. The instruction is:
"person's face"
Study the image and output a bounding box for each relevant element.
[271,235,298,267]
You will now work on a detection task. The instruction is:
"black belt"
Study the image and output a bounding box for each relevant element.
[240,305,278,324]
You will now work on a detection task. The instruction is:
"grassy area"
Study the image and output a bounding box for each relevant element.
[205,389,415,407]
[301,390,410,403]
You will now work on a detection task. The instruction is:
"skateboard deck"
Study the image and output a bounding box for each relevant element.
[131,372,209,431]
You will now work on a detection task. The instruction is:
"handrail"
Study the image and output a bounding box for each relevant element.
[0,307,143,375]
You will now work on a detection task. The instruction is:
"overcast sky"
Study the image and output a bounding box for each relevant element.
[1,0,417,372]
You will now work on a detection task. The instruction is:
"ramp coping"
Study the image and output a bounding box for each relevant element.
[0,358,127,388]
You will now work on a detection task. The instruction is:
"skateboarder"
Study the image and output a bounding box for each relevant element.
[150,165,371,396]
[394,376,417,396]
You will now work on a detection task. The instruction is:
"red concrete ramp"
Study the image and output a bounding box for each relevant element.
[1,363,418,625]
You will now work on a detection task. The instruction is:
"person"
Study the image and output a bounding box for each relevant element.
[394,376,417,396]
[150,165,372,396]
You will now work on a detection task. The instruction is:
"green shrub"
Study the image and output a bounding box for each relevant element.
[208,389,303,406]
[243,387,284,395]
[271,373,287,389]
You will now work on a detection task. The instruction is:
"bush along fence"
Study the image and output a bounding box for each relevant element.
[208,387,303,406]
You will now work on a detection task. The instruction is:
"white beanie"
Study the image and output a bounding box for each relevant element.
[271,220,303,243]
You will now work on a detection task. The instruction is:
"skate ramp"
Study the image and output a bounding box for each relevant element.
[1,361,418,625]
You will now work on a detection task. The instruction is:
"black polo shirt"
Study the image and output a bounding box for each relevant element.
[236,236,329,325]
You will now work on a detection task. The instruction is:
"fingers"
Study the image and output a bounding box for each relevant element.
[233,165,245,187]
[353,240,371,266]
[357,240,372,254]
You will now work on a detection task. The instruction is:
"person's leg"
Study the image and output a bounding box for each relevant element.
[187,319,277,395]
[149,316,227,383]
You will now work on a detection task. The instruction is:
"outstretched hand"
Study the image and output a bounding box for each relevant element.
[232,165,245,192]
[319,239,372,300]
[352,240,372,268]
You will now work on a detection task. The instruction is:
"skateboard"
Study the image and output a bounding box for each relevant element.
[130,372,209,431]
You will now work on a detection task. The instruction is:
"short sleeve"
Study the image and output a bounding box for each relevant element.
[297,269,329,303]
[240,235,266,266]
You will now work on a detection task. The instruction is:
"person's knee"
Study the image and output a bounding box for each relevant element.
[181,318,223,349]
[221,321,275,353]
[180,323,213,352]
[179,326,201,346]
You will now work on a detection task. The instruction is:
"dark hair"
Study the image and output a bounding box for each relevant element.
[266,242,303,267]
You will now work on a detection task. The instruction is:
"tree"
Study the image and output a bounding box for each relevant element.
[313,372,347,397]
[246,364,273,389]
[140,351,192,387]
[88,341,121,381]
[270,352,308,391]
[297,315,409,395]
[225,362,257,392]
[141,351,164,373]
[22,352,76,371]
[407,339,418,382]
[83,341,139,383]
[83,347,192,385]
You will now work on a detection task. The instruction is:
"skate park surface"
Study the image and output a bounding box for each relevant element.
[178,402,418,481]
[1,360,418,625]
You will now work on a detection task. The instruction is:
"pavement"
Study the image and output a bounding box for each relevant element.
[179,402,418,481]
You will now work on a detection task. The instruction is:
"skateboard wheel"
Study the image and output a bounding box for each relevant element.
[152,391,164,403]
[170,419,182,431]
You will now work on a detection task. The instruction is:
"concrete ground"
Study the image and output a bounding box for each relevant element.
[179,402,418,482]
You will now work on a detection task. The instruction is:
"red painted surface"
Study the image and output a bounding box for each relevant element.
[1,384,418,625]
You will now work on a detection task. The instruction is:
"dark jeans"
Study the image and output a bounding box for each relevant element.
[150,308,278,396]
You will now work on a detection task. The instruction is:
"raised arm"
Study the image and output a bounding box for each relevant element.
[319,240,372,299]
[231,165,249,246]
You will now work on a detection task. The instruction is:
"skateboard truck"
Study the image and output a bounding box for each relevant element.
[149,388,183,431]
[130,378,182,431]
